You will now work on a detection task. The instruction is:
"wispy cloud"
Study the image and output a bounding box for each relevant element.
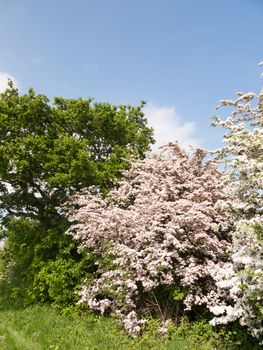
[0,72,18,93]
[144,102,202,151]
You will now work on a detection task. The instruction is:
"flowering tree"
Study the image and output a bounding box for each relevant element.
[210,77,263,341]
[65,143,232,334]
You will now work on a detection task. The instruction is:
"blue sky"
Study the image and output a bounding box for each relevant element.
[0,0,262,150]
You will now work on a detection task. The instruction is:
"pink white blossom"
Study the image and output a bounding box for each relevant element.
[64,143,232,333]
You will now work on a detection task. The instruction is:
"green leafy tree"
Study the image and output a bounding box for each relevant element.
[0,82,154,304]
[0,83,154,229]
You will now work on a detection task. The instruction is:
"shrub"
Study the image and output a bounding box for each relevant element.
[210,78,263,342]
[65,143,233,333]
[1,217,96,306]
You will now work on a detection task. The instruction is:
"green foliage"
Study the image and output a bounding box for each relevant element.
[0,84,153,226]
[172,287,187,301]
[1,218,44,300]
[1,217,97,306]
[30,254,96,306]
[0,225,5,240]
[0,83,154,305]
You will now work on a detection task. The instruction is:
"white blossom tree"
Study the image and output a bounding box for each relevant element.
[64,143,233,334]
[210,69,263,341]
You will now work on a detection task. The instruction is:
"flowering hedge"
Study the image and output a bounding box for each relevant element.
[65,143,233,334]
[209,85,263,342]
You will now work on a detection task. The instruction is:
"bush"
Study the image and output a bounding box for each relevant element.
[1,217,96,306]
[65,143,233,333]
[210,83,263,343]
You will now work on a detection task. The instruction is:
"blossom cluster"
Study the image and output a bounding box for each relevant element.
[210,87,263,341]
[65,143,233,333]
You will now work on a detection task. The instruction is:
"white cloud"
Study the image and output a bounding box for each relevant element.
[143,102,202,152]
[0,72,18,93]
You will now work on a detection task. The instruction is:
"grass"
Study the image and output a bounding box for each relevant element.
[0,300,261,350]
[0,252,261,350]
[0,303,206,350]
[0,303,136,350]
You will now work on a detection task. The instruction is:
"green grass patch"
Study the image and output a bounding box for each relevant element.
[0,301,261,350]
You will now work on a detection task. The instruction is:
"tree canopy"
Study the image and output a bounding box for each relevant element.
[0,83,154,229]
